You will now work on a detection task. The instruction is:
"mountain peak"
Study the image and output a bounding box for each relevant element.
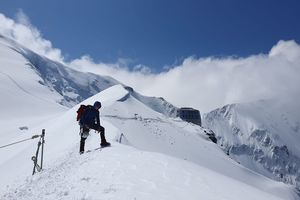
[203,99,300,189]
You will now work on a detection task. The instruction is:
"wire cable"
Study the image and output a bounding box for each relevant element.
[0,135,40,149]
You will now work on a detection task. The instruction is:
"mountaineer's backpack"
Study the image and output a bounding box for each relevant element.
[76,105,87,121]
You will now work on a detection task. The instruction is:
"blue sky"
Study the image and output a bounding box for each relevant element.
[0,0,300,71]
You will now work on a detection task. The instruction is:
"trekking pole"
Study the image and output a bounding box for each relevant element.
[40,129,45,169]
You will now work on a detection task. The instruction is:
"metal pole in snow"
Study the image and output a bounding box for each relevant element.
[32,138,41,175]
[40,129,45,170]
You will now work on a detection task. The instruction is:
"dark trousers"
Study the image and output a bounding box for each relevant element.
[79,125,106,152]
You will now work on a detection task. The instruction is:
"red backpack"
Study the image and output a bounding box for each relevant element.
[76,105,87,121]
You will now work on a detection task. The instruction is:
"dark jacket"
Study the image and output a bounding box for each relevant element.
[80,105,100,127]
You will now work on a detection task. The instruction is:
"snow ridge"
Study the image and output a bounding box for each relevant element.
[123,86,179,118]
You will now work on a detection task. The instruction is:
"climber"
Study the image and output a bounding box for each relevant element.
[77,101,110,154]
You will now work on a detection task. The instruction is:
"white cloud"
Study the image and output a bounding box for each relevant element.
[1,11,300,113]
[0,10,64,62]
[133,64,152,74]
[15,9,30,26]
[69,41,300,112]
[269,40,300,62]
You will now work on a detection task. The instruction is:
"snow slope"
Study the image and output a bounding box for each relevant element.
[0,85,298,199]
[0,35,67,161]
[2,145,295,200]
[0,34,120,107]
[203,100,300,188]
[0,34,178,117]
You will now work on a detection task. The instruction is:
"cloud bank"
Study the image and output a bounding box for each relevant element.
[1,11,300,112]
[69,44,300,112]
[0,10,64,62]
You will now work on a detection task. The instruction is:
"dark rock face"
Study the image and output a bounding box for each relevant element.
[203,129,217,144]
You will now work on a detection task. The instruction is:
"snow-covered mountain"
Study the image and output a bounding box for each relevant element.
[1,85,298,200]
[203,99,300,189]
[0,34,119,107]
[1,34,300,199]
[0,34,178,116]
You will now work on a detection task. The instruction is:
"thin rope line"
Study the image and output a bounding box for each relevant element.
[0,135,40,149]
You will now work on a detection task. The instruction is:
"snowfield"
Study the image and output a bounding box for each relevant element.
[2,144,295,200]
[1,85,298,200]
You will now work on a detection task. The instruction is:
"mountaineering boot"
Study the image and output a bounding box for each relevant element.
[101,142,111,147]
[100,132,111,147]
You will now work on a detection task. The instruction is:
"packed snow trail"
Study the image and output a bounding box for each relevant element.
[1,141,293,200]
